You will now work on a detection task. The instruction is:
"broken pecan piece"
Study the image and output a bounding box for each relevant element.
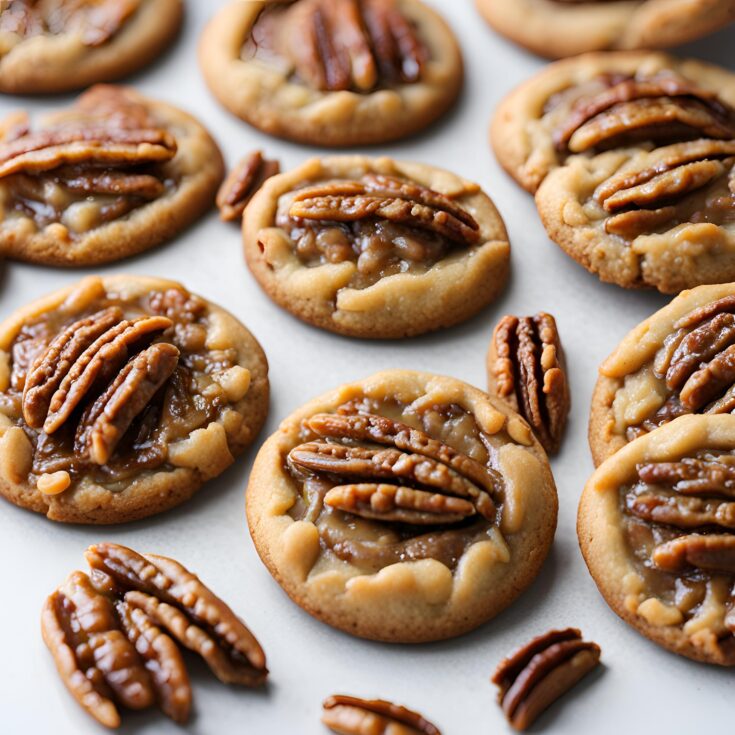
[638,455,735,498]
[84,543,268,687]
[492,629,601,731]
[289,174,480,246]
[217,150,280,222]
[625,489,735,530]
[652,533,735,574]
[322,695,441,735]
[489,312,569,454]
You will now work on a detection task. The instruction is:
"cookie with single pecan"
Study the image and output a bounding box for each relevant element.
[589,283,735,465]
[491,51,735,193]
[579,414,735,666]
[41,542,267,728]
[0,274,269,524]
[476,0,735,60]
[0,0,183,94]
[246,370,557,642]
[198,0,462,146]
[0,84,223,266]
[243,155,510,338]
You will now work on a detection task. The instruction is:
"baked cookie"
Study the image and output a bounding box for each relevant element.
[246,370,558,643]
[0,84,224,267]
[243,156,510,339]
[491,51,735,193]
[0,0,183,94]
[476,0,735,60]
[589,283,735,466]
[199,0,463,147]
[0,274,269,524]
[487,312,570,454]
[579,414,735,666]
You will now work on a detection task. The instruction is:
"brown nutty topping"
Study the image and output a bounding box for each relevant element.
[278,0,428,93]
[289,173,480,246]
[625,488,735,530]
[85,543,268,686]
[322,694,441,735]
[490,312,569,454]
[216,150,280,222]
[638,455,735,498]
[491,629,601,731]
[652,533,735,574]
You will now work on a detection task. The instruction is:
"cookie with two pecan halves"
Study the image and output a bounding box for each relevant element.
[488,312,570,454]
[0,0,183,94]
[476,0,735,60]
[0,84,223,266]
[580,414,735,665]
[199,0,462,146]
[0,275,269,524]
[243,156,510,338]
[247,370,557,642]
[41,542,267,728]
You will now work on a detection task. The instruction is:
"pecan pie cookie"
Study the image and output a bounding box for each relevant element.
[579,414,735,666]
[0,84,224,267]
[589,283,735,466]
[243,156,510,338]
[246,370,558,642]
[42,543,267,728]
[0,0,183,94]
[476,0,735,60]
[198,0,463,147]
[0,275,269,524]
[492,51,735,194]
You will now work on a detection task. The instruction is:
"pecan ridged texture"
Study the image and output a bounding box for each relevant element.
[554,72,735,154]
[593,139,735,239]
[42,543,267,728]
[489,312,569,454]
[288,410,500,525]
[217,150,280,222]
[322,694,441,735]
[491,628,601,731]
[288,173,480,246]
[279,0,428,92]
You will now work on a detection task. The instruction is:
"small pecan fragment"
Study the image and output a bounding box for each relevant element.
[605,207,678,238]
[324,483,476,524]
[322,694,441,735]
[678,345,735,412]
[489,312,569,454]
[288,441,494,519]
[84,543,268,687]
[216,150,280,222]
[41,570,155,729]
[115,599,192,724]
[56,168,166,199]
[652,533,735,574]
[638,455,735,498]
[75,342,180,465]
[46,0,142,47]
[492,629,601,731]
[626,489,735,530]
[289,174,480,246]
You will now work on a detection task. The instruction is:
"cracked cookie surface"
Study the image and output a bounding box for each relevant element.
[246,370,557,642]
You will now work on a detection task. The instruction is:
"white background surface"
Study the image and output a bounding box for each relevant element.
[0,2,733,733]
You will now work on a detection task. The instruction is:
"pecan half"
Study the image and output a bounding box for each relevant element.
[652,533,735,574]
[489,312,569,454]
[289,174,480,246]
[638,455,735,498]
[626,489,735,530]
[554,74,735,153]
[279,0,427,92]
[322,695,440,735]
[84,543,268,686]
[217,150,280,222]
[491,629,601,731]
[41,571,155,729]
[75,342,180,465]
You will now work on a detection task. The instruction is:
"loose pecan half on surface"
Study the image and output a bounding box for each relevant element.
[288,410,500,526]
[217,150,280,221]
[277,0,428,92]
[322,695,441,735]
[554,72,735,154]
[489,312,570,454]
[42,542,267,728]
[492,628,601,731]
